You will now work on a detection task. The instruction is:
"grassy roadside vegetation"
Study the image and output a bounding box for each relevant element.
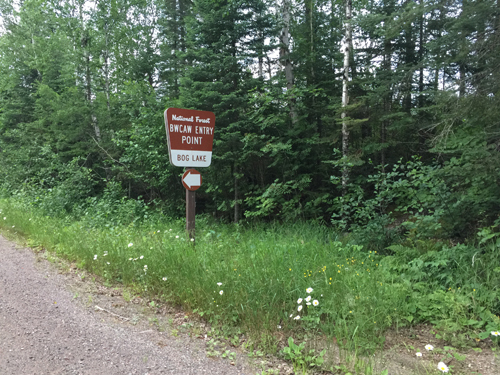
[1,196,499,374]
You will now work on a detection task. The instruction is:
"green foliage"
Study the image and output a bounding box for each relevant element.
[431,129,500,238]
[109,82,182,214]
[244,176,318,221]
[0,197,406,351]
[282,337,325,374]
[332,147,500,249]
[382,238,500,345]
[1,0,500,230]
[75,181,152,228]
[1,0,500,363]
[331,157,448,250]
[2,193,500,356]
[5,153,97,216]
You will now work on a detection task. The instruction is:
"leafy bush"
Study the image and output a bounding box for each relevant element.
[7,155,97,217]
[74,181,152,227]
[332,152,500,246]
[331,157,448,250]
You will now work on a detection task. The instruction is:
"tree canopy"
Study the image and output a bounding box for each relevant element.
[1,0,499,240]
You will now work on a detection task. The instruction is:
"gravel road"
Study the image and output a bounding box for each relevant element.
[0,234,256,375]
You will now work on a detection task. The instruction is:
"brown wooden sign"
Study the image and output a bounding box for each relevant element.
[164,108,215,167]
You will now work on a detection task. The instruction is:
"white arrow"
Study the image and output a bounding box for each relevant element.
[183,172,201,188]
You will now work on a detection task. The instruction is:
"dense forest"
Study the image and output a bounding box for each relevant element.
[0,0,499,242]
[1,1,500,365]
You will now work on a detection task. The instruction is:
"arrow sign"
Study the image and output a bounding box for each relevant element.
[182,169,202,191]
[184,172,200,188]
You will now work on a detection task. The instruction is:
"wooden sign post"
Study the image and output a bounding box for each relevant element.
[164,108,215,243]
[182,168,202,241]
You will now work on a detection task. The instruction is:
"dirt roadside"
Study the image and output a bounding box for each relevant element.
[0,234,264,375]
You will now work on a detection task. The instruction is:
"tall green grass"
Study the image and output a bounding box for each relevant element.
[0,198,410,351]
[1,197,499,353]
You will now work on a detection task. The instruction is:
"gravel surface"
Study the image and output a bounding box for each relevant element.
[0,234,257,375]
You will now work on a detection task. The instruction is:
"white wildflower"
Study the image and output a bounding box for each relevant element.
[437,362,449,373]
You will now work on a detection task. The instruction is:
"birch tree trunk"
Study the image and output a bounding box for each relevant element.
[418,0,425,109]
[103,21,111,112]
[280,0,298,125]
[341,0,352,194]
[381,38,391,173]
